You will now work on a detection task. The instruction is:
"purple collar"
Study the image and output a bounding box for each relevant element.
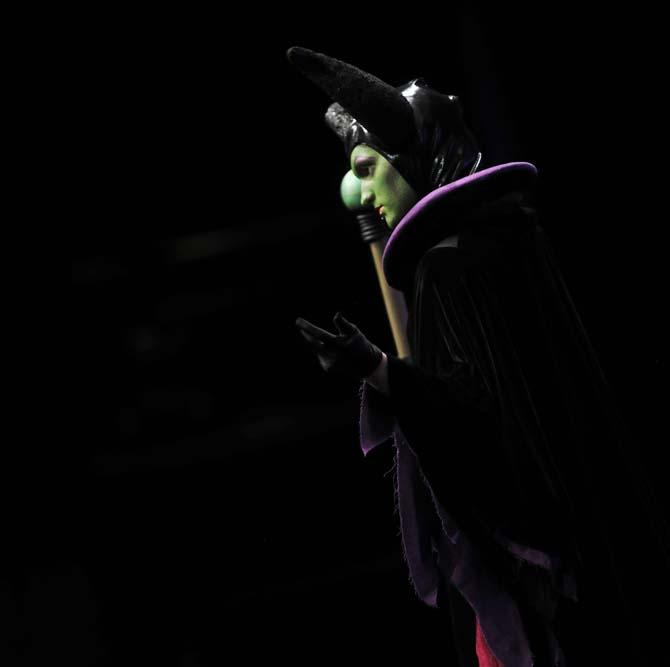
[382,162,538,291]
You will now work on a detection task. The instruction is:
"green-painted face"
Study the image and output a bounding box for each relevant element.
[349,144,418,229]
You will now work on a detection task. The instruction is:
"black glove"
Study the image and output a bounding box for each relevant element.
[295,312,384,380]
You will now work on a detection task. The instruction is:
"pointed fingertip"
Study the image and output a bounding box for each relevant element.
[286,46,302,62]
[286,46,317,67]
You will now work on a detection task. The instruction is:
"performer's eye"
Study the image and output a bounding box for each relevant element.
[353,157,375,178]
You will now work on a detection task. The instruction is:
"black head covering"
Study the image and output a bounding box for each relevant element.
[287,46,482,197]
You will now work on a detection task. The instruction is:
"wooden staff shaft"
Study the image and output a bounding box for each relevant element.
[369,239,411,359]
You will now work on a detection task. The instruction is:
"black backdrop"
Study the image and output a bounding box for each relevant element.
[18,6,670,665]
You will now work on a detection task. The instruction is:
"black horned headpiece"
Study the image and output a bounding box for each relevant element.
[287,46,482,197]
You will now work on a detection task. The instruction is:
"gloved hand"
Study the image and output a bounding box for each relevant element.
[295,312,384,381]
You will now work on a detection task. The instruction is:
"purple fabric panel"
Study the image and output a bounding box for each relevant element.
[429,497,534,666]
[358,380,397,456]
[394,432,441,608]
[394,425,534,667]
[359,377,567,665]
[501,536,552,570]
[493,534,578,603]
[358,381,440,606]
[436,524,535,667]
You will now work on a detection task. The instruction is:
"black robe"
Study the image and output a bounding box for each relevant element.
[361,162,669,665]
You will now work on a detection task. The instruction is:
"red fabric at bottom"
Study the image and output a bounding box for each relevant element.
[475,615,505,667]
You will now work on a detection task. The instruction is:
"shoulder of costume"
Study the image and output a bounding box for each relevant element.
[382,162,538,291]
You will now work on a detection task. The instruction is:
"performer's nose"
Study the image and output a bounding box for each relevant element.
[361,187,375,207]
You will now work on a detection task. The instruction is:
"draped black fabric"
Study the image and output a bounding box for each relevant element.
[384,198,669,664]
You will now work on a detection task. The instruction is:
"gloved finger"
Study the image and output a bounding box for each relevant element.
[333,312,358,336]
[298,329,325,349]
[295,317,337,343]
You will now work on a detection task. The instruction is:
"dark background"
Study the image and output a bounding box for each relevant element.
[9,5,668,665]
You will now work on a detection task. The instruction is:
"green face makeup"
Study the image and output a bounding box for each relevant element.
[350,144,418,229]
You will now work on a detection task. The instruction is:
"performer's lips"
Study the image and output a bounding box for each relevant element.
[376,206,385,216]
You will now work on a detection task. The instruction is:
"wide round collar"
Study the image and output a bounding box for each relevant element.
[382,162,538,291]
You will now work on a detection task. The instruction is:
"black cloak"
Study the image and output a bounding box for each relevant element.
[363,162,670,665]
[287,46,669,665]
